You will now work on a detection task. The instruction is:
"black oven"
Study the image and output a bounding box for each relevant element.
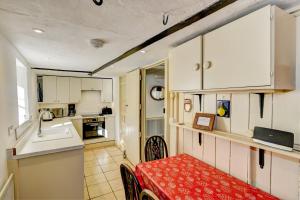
[83,117,105,140]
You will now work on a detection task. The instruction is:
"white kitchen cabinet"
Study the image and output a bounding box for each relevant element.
[56,77,70,103]
[183,129,193,156]
[43,76,57,103]
[69,78,82,103]
[81,78,102,90]
[203,5,295,90]
[169,36,202,91]
[101,79,113,102]
[105,116,115,140]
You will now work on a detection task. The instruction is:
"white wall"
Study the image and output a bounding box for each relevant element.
[0,33,34,189]
[75,91,111,114]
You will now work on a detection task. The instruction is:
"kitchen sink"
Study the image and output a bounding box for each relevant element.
[32,127,73,143]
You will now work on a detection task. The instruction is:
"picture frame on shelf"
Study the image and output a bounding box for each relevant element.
[193,113,215,131]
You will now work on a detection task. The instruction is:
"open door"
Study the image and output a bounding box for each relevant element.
[124,69,141,165]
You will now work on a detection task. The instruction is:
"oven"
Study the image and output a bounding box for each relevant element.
[82,117,105,140]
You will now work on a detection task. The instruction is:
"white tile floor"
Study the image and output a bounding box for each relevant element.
[84,146,134,200]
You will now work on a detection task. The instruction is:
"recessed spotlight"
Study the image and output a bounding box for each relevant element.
[140,50,146,54]
[32,28,45,34]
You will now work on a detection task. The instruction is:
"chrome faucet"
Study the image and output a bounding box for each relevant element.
[38,111,46,137]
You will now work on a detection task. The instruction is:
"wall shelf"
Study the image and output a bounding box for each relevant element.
[170,122,300,160]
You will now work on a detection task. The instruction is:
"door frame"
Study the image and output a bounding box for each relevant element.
[140,59,169,162]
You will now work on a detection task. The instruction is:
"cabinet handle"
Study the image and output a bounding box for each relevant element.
[193,63,201,71]
[204,61,212,70]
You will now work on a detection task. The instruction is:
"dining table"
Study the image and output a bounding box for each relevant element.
[135,154,278,200]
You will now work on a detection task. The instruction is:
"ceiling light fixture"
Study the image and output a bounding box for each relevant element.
[90,38,105,48]
[140,50,146,54]
[32,28,45,34]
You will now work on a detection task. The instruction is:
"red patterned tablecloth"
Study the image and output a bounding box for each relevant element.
[135,154,278,200]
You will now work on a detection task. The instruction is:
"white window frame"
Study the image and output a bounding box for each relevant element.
[16,59,30,126]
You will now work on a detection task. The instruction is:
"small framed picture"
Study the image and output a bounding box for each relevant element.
[193,113,216,131]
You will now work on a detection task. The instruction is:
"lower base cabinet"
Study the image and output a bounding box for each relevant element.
[9,149,84,199]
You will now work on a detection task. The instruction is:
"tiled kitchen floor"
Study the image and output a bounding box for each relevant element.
[84,146,134,200]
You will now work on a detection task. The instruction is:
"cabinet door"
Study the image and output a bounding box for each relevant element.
[169,36,202,91]
[81,78,102,90]
[101,79,113,102]
[203,6,271,89]
[69,78,81,103]
[43,76,57,103]
[105,116,115,140]
[56,77,70,103]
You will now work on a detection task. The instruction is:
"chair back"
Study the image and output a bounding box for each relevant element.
[144,135,168,162]
[120,164,142,200]
[140,189,159,200]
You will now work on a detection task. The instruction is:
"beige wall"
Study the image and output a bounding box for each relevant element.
[0,33,35,189]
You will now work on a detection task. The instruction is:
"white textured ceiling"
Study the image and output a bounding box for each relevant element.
[0,0,299,77]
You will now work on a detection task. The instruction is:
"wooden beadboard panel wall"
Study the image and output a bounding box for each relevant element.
[229,143,250,183]
[215,138,230,173]
[183,129,193,156]
[192,132,204,160]
[178,128,184,154]
[178,93,185,123]
[183,94,194,125]
[250,149,272,193]
[203,135,216,166]
[231,93,251,136]
[169,125,177,156]
[216,94,231,132]
[249,93,272,130]
[273,91,300,144]
[271,153,299,200]
[203,94,217,113]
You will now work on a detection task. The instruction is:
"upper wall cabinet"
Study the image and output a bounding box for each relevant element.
[203,5,295,90]
[69,78,82,103]
[43,76,57,103]
[169,36,202,91]
[56,77,70,103]
[81,78,102,91]
[42,76,70,103]
[101,79,113,102]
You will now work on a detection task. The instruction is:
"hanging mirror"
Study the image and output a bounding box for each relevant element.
[150,86,164,101]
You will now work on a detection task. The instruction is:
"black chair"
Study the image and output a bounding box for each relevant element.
[144,135,168,162]
[140,189,159,200]
[120,163,142,200]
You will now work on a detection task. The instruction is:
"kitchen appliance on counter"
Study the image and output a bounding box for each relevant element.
[82,115,105,140]
[101,107,112,115]
[68,104,76,116]
[40,109,54,121]
[50,108,64,118]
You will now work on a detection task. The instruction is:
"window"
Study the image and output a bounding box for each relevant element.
[16,59,29,125]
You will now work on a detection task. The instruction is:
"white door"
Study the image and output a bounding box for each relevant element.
[203,6,271,89]
[69,78,82,103]
[43,76,57,103]
[169,36,202,91]
[57,77,70,103]
[124,70,140,165]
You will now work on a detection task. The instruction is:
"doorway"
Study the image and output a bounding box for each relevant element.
[141,61,167,161]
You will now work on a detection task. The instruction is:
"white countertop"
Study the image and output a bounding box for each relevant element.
[13,117,84,159]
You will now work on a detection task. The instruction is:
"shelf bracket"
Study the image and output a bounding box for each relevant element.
[196,94,203,112]
[255,93,265,118]
[259,148,265,169]
[198,133,202,146]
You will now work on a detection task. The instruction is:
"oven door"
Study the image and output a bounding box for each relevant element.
[83,121,105,139]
